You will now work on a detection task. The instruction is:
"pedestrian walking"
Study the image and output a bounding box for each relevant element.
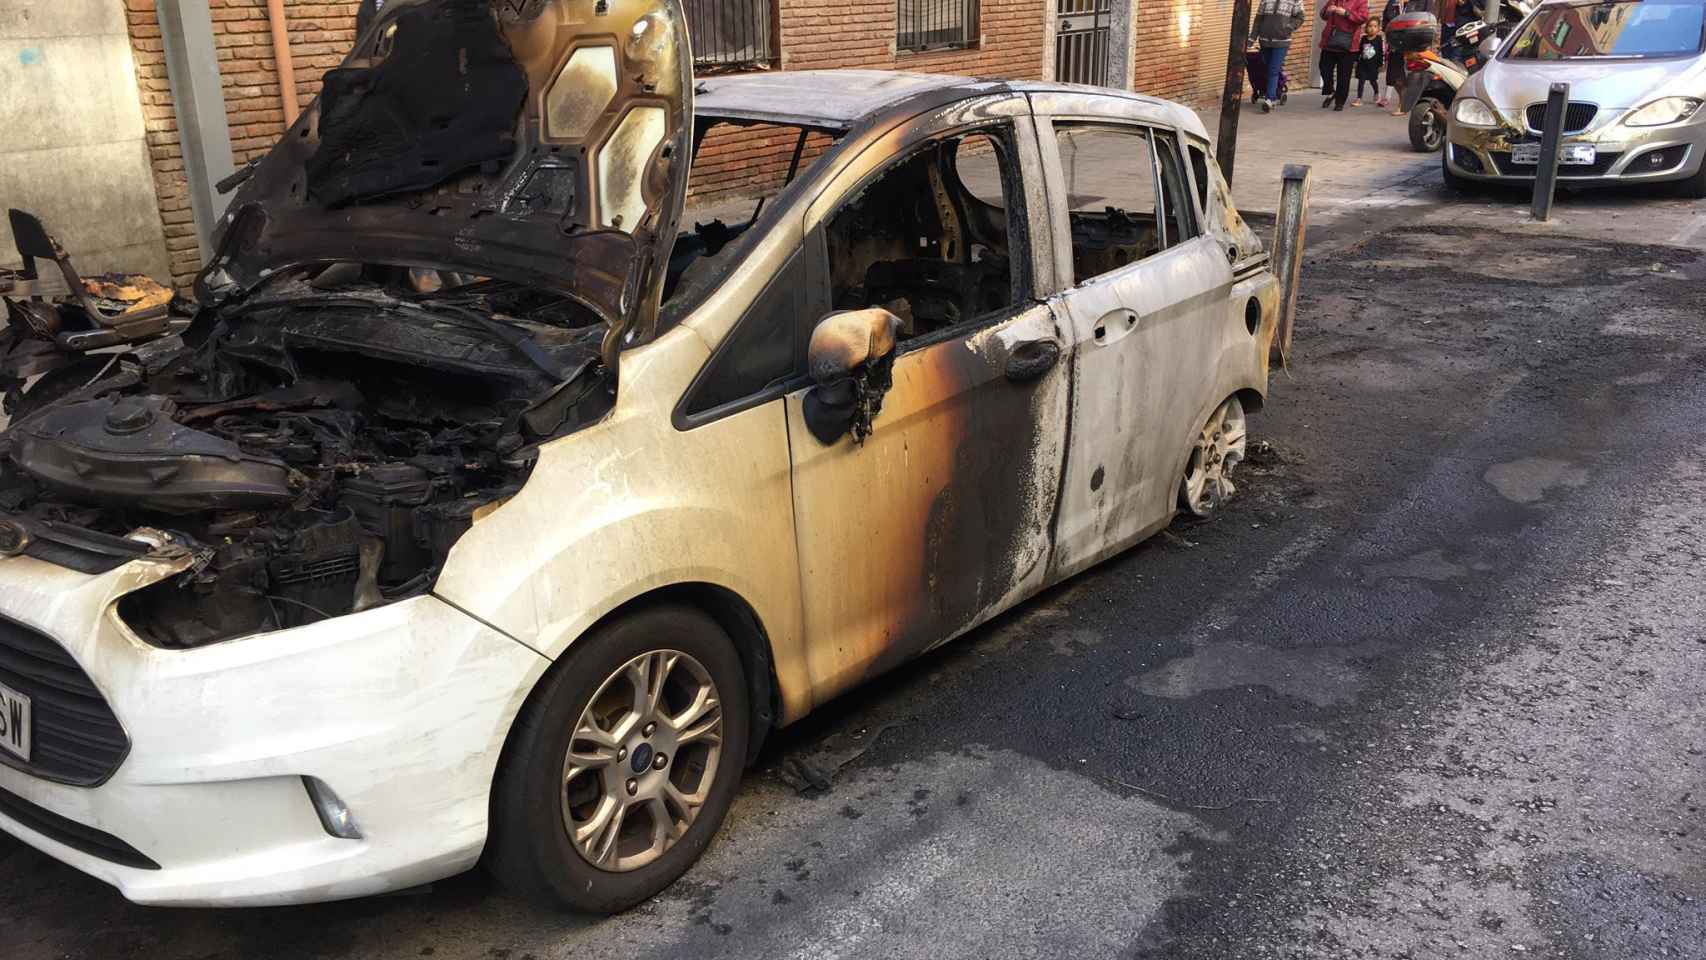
[1252,0,1306,113]
[1381,0,1409,115]
[1353,20,1386,107]
[1318,0,1370,111]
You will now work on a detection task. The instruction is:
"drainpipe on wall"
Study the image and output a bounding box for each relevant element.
[156,0,237,262]
[266,0,302,127]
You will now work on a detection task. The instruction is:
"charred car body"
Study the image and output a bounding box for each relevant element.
[0,0,1292,912]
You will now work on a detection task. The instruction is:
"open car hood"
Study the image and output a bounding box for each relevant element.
[202,0,693,345]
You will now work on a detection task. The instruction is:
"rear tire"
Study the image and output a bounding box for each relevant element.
[1179,395,1249,518]
[1409,98,1448,153]
[486,604,750,913]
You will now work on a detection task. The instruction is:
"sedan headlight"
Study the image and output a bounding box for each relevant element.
[1454,98,1499,127]
[1625,97,1704,127]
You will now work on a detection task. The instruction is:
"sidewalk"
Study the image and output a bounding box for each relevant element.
[1201,98,1706,248]
[1197,99,1436,217]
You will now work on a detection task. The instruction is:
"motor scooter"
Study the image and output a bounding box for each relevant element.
[1389,3,1530,152]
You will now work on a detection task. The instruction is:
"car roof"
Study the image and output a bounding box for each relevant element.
[693,69,1207,138]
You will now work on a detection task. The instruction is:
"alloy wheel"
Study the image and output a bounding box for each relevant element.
[561,650,723,872]
[1180,396,1248,518]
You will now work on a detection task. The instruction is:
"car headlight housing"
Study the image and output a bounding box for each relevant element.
[1454,98,1499,127]
[1625,97,1704,127]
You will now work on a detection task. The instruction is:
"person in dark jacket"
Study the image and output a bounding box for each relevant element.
[1381,0,1409,115]
[1318,0,1370,111]
[1252,0,1306,112]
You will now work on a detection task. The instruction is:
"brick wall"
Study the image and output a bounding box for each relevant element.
[120,0,1300,290]
[690,0,1047,203]
[1130,0,1319,107]
[123,0,356,290]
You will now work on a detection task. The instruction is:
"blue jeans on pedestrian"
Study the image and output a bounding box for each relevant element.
[1262,44,1288,101]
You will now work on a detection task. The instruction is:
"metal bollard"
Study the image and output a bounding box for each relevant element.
[1532,81,1570,221]
[1270,163,1313,367]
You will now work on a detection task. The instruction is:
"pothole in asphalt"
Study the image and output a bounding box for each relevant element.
[1483,457,1590,504]
[1126,640,1392,708]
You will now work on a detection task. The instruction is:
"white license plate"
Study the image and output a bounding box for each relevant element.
[1510,143,1597,166]
[0,680,31,763]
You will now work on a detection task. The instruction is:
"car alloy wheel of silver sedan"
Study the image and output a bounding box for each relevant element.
[562,650,723,872]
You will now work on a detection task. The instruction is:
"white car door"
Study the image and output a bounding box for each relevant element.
[782,108,1072,704]
[1039,117,1236,580]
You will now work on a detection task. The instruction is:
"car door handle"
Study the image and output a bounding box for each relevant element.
[1005,338,1061,382]
[1092,308,1139,346]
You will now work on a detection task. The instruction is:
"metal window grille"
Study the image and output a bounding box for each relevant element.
[897,0,980,53]
[683,0,778,69]
[1053,0,1112,85]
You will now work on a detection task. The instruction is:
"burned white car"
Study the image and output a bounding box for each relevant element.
[0,0,1287,912]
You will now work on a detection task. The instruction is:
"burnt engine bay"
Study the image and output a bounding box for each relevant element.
[0,277,610,648]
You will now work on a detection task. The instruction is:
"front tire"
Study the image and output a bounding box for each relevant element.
[486,604,750,913]
[1675,161,1706,199]
[1409,98,1447,152]
[1441,148,1479,193]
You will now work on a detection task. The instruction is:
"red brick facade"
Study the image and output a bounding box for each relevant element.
[120,0,1305,289]
[1131,0,1319,106]
[124,0,357,288]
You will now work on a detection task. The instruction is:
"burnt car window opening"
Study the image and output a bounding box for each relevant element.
[1504,0,1706,60]
[1056,124,1173,283]
[680,249,807,417]
[823,125,1027,346]
[1153,131,1198,244]
[661,120,841,318]
[1187,143,1212,214]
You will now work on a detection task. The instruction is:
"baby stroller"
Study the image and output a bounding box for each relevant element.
[1245,48,1291,105]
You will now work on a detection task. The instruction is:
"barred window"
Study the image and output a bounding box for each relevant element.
[897,0,979,52]
[683,0,778,69]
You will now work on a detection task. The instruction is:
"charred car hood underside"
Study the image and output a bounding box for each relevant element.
[205,0,693,347]
[0,0,689,648]
[0,280,613,647]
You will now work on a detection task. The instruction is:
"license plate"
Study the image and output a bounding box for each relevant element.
[0,680,31,763]
[1510,143,1597,166]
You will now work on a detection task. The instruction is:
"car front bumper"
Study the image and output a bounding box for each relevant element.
[0,552,547,906]
[1444,111,1706,187]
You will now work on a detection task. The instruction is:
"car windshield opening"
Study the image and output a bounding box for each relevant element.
[1503,0,1706,60]
[660,119,842,315]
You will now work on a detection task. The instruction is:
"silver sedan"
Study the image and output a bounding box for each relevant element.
[1443,0,1706,195]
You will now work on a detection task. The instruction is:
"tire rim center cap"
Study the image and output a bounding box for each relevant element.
[630,742,654,775]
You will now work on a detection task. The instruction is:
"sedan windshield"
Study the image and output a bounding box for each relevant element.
[1504,1,1706,59]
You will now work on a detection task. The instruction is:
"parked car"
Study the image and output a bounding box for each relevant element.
[1443,0,1706,195]
[0,0,1288,913]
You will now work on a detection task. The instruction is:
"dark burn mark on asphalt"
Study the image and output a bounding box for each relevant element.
[1120,227,1706,956]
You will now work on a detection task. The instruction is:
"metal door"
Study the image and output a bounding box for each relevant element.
[1054,0,1113,86]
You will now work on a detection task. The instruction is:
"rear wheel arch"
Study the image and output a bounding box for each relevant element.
[1234,386,1265,416]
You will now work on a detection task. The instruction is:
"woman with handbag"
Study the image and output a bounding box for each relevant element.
[1318,0,1369,111]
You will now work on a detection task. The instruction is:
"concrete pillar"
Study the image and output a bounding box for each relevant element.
[1107,0,1136,90]
[0,0,171,280]
[157,0,235,262]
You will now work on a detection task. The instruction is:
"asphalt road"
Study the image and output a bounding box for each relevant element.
[4,185,1705,959]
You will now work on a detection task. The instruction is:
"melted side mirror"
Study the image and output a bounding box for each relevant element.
[802,308,900,445]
